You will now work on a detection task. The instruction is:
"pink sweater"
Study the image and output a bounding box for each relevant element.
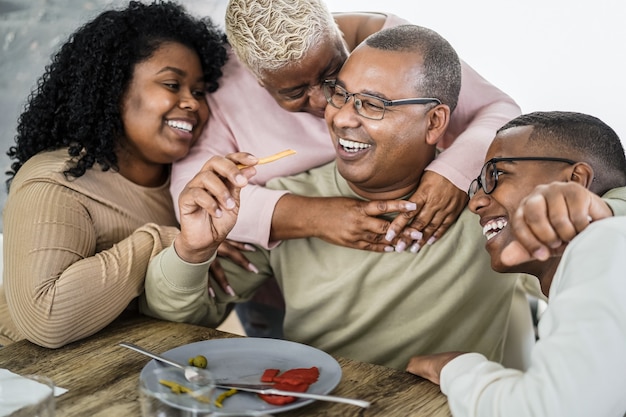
[170,14,521,248]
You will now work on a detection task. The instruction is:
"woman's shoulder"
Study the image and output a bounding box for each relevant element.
[10,149,72,187]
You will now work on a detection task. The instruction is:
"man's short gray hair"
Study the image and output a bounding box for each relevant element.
[225,0,340,77]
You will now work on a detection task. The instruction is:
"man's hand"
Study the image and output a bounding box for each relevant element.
[406,352,465,385]
[387,171,468,252]
[501,182,613,266]
[175,153,256,264]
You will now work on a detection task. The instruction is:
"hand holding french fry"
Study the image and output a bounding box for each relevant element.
[175,152,256,264]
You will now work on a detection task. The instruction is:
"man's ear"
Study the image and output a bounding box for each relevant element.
[425,105,451,146]
[569,162,595,189]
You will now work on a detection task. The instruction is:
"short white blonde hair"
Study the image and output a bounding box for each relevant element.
[225,0,340,77]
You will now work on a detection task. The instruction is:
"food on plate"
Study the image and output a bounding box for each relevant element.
[158,379,211,403]
[258,366,320,405]
[260,368,280,382]
[214,388,238,408]
[187,355,208,368]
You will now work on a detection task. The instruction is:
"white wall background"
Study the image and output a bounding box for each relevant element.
[325,0,626,143]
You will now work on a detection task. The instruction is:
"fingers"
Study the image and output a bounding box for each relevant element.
[405,352,464,385]
[175,153,257,264]
[383,173,468,253]
[217,240,259,274]
[208,258,234,297]
[179,153,254,217]
[503,182,613,265]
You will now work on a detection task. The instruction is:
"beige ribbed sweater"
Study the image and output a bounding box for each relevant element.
[1,149,180,347]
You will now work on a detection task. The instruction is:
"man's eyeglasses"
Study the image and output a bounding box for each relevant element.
[322,80,441,120]
[468,157,577,198]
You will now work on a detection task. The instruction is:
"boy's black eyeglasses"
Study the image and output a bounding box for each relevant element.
[468,157,577,198]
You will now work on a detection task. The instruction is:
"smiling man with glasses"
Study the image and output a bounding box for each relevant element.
[406,111,626,416]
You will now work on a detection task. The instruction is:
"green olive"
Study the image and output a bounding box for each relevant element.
[189,355,208,369]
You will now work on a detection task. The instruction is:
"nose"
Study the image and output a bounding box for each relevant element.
[179,90,200,111]
[326,94,360,130]
[468,189,490,215]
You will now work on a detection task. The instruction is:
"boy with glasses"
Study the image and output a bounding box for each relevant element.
[406,111,626,416]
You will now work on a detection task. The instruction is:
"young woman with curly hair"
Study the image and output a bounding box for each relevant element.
[0,1,247,348]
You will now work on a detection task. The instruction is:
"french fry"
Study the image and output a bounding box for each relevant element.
[237,149,296,169]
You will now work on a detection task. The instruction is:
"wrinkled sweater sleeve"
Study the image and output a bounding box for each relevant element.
[141,244,271,327]
[4,180,179,348]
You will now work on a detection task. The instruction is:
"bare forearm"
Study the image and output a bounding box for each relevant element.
[270,194,324,241]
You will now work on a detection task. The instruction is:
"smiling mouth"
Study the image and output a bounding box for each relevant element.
[339,138,371,153]
[166,120,193,133]
[483,218,508,241]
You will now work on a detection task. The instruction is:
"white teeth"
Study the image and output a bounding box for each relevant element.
[339,138,371,153]
[167,120,193,132]
[482,218,508,241]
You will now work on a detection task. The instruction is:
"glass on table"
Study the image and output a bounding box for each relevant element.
[0,373,55,417]
[139,367,216,416]
[139,366,274,416]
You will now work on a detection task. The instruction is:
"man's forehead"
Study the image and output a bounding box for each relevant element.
[340,46,424,96]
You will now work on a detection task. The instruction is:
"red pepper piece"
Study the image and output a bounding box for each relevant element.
[273,367,320,385]
[261,368,280,383]
[258,393,297,405]
[258,367,321,405]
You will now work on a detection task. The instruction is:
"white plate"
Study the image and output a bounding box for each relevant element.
[140,338,342,415]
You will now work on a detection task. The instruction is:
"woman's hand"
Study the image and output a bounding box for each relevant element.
[387,171,468,252]
[174,152,256,264]
[283,196,418,252]
[208,240,258,297]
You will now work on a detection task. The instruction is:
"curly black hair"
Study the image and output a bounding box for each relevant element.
[6,0,227,188]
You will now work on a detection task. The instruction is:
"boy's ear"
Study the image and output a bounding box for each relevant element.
[570,162,594,189]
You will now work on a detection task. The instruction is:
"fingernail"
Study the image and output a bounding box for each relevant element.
[225,198,236,209]
[549,240,563,249]
[248,263,259,274]
[405,202,417,211]
[226,285,236,296]
[395,241,407,252]
[215,209,223,218]
[208,287,216,298]
[426,236,437,245]
[410,243,421,253]
[532,247,550,261]
[235,174,247,186]
[243,244,256,251]
[385,230,396,242]
[411,231,423,241]
[384,246,394,252]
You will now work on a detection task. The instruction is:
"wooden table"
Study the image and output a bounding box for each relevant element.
[0,316,451,416]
